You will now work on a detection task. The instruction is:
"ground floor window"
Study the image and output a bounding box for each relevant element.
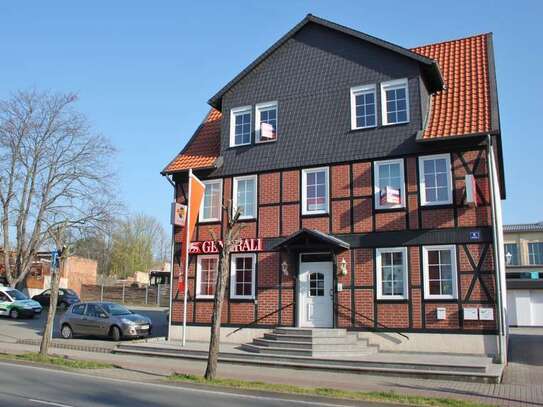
[196,255,218,298]
[422,245,458,299]
[230,253,256,299]
[376,247,408,299]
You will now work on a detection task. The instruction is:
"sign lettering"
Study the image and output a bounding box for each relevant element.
[189,238,263,255]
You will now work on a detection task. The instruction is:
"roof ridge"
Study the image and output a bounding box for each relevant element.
[412,32,491,50]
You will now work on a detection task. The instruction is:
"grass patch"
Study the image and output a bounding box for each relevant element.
[0,352,113,369]
[168,373,490,407]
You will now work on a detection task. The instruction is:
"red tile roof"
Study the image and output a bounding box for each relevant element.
[162,109,221,174]
[163,33,495,173]
[411,33,492,140]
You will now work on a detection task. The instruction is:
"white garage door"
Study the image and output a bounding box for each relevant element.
[507,289,543,326]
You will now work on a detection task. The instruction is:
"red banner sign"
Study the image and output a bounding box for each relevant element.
[189,238,263,255]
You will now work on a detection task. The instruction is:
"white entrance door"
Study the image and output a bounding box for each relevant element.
[298,258,333,328]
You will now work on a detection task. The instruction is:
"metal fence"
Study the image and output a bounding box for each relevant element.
[81,284,170,307]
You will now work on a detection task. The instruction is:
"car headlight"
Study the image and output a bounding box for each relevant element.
[121,318,136,325]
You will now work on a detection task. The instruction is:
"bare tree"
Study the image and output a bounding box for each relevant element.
[204,206,243,380]
[0,90,118,288]
[109,213,168,278]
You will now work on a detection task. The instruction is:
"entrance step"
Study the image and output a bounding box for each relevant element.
[241,328,378,357]
[114,341,502,383]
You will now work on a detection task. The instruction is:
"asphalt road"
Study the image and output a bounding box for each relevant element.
[0,361,362,407]
[0,306,168,344]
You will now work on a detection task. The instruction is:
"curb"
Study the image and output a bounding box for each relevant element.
[16,338,113,354]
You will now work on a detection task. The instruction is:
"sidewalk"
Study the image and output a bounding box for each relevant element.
[1,340,542,406]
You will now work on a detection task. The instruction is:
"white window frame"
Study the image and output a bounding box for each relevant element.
[301,167,329,215]
[255,101,278,143]
[418,153,453,206]
[527,241,543,265]
[350,84,377,130]
[199,179,223,223]
[196,255,219,299]
[381,78,410,126]
[504,241,520,266]
[230,253,256,300]
[422,245,458,300]
[376,247,409,300]
[229,105,252,147]
[232,175,258,220]
[374,159,406,210]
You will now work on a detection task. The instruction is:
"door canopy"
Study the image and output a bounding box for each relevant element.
[271,228,350,252]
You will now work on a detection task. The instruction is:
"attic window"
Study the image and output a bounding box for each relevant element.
[381,78,409,125]
[350,84,377,130]
[230,106,252,147]
[256,102,278,143]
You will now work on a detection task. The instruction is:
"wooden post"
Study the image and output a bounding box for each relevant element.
[100,284,104,302]
[122,283,125,304]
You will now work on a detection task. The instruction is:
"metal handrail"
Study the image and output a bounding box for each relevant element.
[226,302,294,337]
[335,300,410,340]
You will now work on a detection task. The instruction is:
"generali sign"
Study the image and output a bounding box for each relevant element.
[189,238,263,255]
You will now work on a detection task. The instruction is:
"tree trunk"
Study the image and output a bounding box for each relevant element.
[39,258,62,356]
[204,251,229,380]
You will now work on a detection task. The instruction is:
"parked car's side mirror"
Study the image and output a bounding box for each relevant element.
[99,313,108,319]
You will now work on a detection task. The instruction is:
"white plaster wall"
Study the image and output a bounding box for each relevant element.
[169,325,271,344]
[356,331,499,357]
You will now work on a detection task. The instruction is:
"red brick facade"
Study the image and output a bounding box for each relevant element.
[171,149,497,333]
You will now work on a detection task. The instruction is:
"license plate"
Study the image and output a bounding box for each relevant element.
[140,324,150,330]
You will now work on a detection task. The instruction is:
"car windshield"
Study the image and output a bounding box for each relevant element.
[64,289,77,296]
[6,289,28,301]
[102,303,132,316]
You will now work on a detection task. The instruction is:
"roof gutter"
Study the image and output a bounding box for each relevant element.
[486,134,507,365]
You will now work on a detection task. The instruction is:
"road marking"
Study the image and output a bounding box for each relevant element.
[29,399,74,407]
[0,360,356,407]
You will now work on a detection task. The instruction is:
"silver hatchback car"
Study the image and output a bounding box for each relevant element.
[59,302,152,341]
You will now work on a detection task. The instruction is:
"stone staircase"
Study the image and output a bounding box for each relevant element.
[240,328,379,357]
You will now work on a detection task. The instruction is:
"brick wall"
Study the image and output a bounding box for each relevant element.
[170,149,497,333]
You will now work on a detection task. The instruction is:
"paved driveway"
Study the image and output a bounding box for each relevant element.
[502,327,543,385]
[0,306,168,347]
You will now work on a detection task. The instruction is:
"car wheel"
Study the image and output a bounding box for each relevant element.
[9,309,19,319]
[110,326,122,342]
[61,324,73,339]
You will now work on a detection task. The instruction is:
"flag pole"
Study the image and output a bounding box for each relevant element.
[182,169,192,347]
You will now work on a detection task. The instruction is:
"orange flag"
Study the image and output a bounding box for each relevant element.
[181,169,205,345]
[179,170,205,292]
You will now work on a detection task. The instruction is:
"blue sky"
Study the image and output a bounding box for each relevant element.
[0,1,540,231]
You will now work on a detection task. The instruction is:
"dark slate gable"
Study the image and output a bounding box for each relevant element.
[209,22,444,178]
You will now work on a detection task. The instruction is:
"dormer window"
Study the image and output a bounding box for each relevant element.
[350,84,376,130]
[256,102,278,143]
[381,78,409,125]
[230,106,252,147]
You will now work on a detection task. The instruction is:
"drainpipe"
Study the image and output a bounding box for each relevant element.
[164,174,176,341]
[486,134,506,364]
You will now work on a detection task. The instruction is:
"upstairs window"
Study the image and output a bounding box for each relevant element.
[419,154,453,206]
[423,245,458,299]
[196,255,218,298]
[230,106,252,147]
[381,78,409,125]
[504,243,520,266]
[256,102,278,142]
[233,175,257,219]
[376,247,408,300]
[230,253,256,299]
[374,159,405,209]
[350,84,377,130]
[200,179,222,222]
[528,242,543,265]
[302,167,329,215]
